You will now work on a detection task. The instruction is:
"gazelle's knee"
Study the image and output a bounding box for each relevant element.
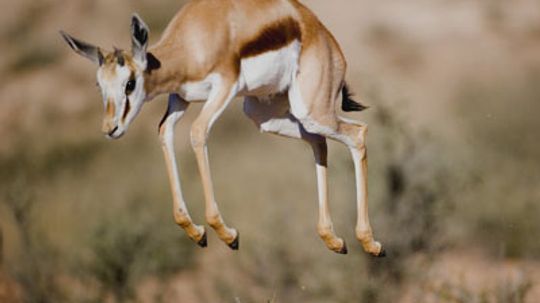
[338,119,368,150]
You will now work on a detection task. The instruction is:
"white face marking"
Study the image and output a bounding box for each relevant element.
[96,63,146,139]
[239,40,301,97]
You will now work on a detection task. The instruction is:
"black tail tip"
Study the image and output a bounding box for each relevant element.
[342,83,369,112]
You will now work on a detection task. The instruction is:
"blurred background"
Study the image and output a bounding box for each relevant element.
[1,0,539,302]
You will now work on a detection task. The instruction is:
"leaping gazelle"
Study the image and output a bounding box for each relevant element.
[60,0,384,256]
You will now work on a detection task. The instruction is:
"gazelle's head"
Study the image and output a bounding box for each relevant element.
[60,14,160,139]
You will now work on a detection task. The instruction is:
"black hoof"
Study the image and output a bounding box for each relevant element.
[375,248,386,258]
[197,232,207,248]
[337,242,348,255]
[227,232,240,250]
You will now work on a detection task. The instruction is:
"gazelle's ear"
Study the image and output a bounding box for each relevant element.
[131,13,149,65]
[60,31,104,65]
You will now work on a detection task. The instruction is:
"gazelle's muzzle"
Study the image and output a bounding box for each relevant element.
[102,119,124,139]
[101,117,116,134]
[101,101,124,139]
[102,101,115,131]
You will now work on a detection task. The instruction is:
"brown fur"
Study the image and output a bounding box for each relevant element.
[144,0,330,97]
[102,100,116,133]
[100,50,137,80]
[239,17,302,58]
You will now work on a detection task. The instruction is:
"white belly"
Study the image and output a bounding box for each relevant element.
[238,40,301,97]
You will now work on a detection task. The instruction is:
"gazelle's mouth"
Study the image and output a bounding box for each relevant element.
[108,126,118,136]
[106,126,125,140]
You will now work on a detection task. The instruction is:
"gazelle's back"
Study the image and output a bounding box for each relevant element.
[158,0,326,53]
[151,0,335,82]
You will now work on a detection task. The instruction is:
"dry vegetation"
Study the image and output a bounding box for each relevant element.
[1,0,539,302]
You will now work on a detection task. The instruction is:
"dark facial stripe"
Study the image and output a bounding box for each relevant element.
[239,17,302,58]
[122,98,131,122]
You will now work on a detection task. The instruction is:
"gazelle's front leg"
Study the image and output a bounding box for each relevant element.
[190,80,239,249]
[159,94,206,246]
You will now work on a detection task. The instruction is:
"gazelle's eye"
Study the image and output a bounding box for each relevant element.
[125,79,136,95]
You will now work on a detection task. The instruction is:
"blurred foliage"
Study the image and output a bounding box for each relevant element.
[0,132,196,302]
[453,71,540,259]
[0,137,102,303]
[427,276,533,303]
[9,45,60,73]
[83,196,196,303]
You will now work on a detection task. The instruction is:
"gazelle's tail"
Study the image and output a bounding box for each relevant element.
[341,82,368,112]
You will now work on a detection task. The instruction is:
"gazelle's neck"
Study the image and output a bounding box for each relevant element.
[143,44,187,101]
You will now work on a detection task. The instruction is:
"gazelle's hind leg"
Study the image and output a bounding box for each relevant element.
[244,96,347,254]
[336,117,384,257]
[294,107,383,257]
[288,46,384,257]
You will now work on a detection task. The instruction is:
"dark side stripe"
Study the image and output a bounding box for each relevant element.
[239,17,302,58]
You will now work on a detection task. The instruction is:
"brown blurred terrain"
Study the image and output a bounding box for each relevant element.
[1,0,540,302]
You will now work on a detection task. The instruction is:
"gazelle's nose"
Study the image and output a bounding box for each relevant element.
[102,100,117,134]
[101,118,117,135]
[107,126,119,137]
[104,124,124,140]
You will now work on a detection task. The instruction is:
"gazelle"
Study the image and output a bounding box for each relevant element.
[60,0,384,256]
